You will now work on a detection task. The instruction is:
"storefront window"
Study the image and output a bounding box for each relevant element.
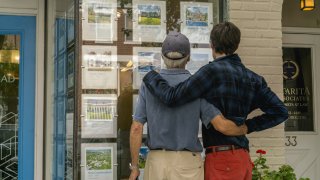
[283,47,314,131]
[45,0,225,179]
[78,0,225,179]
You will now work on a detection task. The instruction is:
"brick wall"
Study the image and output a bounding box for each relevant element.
[229,0,286,169]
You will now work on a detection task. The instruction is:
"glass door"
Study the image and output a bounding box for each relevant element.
[283,33,320,179]
[0,15,36,179]
[0,34,20,180]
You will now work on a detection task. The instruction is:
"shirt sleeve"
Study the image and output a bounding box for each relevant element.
[245,77,289,133]
[200,99,221,129]
[132,83,147,124]
[143,64,215,107]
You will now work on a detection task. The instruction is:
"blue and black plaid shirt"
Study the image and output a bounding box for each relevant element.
[143,54,288,150]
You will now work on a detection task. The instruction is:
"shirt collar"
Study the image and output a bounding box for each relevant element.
[213,53,242,63]
[160,68,191,75]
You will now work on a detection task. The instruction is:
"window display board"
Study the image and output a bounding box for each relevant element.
[187,48,212,74]
[81,94,118,138]
[132,47,161,89]
[82,45,118,89]
[180,2,213,44]
[132,0,166,42]
[81,143,117,180]
[82,0,118,42]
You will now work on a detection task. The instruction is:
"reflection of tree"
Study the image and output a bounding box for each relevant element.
[166,0,180,31]
[0,36,4,49]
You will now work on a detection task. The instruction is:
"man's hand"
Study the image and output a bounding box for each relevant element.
[211,115,247,136]
[129,169,140,180]
[240,124,248,134]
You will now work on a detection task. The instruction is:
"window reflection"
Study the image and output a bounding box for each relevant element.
[0,34,20,180]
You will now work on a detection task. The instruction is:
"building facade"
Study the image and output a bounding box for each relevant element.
[0,0,319,179]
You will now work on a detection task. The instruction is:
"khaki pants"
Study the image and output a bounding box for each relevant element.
[143,150,204,180]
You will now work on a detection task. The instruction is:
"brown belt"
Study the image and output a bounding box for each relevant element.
[205,145,243,154]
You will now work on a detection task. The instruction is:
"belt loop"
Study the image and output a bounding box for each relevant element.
[212,147,216,155]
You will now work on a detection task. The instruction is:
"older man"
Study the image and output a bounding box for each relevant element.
[129,32,247,180]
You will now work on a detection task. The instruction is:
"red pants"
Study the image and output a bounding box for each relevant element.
[205,147,253,180]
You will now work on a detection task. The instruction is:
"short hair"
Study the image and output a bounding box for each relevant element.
[162,52,189,68]
[210,22,241,55]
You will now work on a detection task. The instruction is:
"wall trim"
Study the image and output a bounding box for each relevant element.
[0,8,37,15]
[283,27,320,35]
[34,0,45,179]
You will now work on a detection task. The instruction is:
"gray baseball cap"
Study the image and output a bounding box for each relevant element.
[162,31,190,60]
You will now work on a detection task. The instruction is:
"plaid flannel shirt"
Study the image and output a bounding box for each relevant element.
[143,54,288,149]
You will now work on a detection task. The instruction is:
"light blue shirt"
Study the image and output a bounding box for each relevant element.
[133,69,221,152]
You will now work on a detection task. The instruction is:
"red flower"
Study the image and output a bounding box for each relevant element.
[256,149,266,155]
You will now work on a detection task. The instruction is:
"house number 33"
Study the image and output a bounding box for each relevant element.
[285,136,297,146]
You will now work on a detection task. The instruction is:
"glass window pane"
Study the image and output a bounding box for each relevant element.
[79,0,224,179]
[283,47,314,131]
[0,34,20,180]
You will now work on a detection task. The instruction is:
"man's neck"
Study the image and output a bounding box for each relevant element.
[215,53,226,59]
[165,66,186,70]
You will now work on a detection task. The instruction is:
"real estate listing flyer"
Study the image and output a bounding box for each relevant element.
[180,2,213,44]
[132,0,166,42]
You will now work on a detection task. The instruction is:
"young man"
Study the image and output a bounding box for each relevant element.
[142,22,288,180]
[129,31,247,180]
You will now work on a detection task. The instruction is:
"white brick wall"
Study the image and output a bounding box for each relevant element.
[228,0,286,168]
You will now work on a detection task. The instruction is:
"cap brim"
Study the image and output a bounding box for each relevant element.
[162,54,190,62]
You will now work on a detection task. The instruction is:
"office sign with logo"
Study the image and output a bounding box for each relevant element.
[283,47,313,131]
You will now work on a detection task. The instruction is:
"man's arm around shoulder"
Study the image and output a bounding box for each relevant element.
[143,64,216,106]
